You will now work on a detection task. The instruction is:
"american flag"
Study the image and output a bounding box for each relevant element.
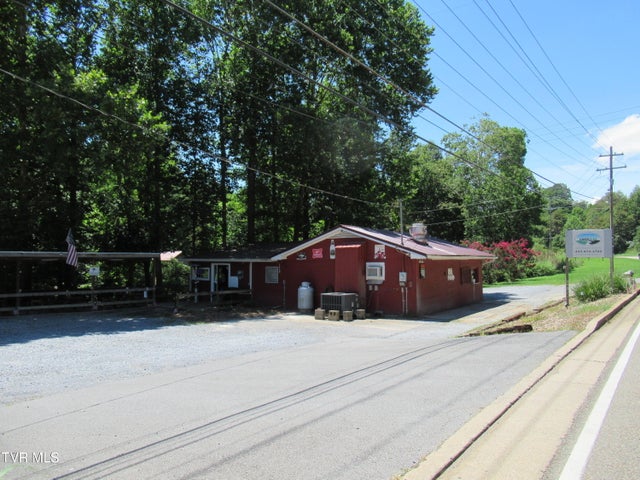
[66,229,79,268]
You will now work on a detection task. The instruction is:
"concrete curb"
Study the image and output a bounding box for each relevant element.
[401,289,640,480]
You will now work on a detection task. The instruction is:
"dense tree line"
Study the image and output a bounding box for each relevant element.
[1,0,437,254]
[542,184,640,254]
[1,0,636,260]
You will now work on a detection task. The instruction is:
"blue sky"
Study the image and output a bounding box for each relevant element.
[411,0,640,201]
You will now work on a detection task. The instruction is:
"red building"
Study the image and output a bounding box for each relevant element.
[184,224,494,316]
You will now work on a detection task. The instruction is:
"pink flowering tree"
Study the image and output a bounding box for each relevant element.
[463,239,540,284]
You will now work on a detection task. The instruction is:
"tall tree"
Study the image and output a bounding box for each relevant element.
[442,117,542,243]
[542,183,573,249]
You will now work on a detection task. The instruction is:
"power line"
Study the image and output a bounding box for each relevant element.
[414,0,596,169]
[0,66,381,209]
[159,0,547,199]
[9,1,595,229]
[259,0,600,202]
[397,2,601,191]
[507,0,611,150]
[408,0,608,199]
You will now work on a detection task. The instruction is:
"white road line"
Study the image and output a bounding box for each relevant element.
[558,318,640,480]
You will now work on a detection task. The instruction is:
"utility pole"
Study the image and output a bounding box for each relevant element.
[597,146,625,287]
[399,199,404,245]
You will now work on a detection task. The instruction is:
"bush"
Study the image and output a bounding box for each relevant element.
[573,275,610,302]
[462,238,540,284]
[612,274,630,294]
[530,259,557,277]
[162,259,191,309]
[573,274,628,303]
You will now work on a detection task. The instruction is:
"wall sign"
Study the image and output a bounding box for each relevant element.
[374,244,386,260]
[312,248,323,259]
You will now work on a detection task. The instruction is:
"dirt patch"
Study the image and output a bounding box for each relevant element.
[469,294,629,336]
[150,303,283,323]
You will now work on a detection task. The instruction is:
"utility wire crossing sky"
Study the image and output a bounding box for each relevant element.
[411,0,640,201]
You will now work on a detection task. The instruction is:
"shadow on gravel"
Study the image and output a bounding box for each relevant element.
[0,290,533,345]
[0,309,180,346]
[482,290,522,305]
[0,305,285,346]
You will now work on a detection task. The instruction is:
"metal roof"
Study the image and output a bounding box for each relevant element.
[184,243,295,263]
[0,251,161,261]
[272,225,495,261]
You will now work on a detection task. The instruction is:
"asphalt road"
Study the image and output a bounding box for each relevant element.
[580,319,640,480]
[0,286,572,480]
[408,290,640,480]
[548,305,640,480]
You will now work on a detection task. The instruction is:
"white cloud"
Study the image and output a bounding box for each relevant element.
[590,115,640,195]
[594,114,640,158]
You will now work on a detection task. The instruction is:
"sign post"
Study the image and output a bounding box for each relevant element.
[564,229,613,306]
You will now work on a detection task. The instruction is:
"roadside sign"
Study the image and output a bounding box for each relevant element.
[565,229,612,258]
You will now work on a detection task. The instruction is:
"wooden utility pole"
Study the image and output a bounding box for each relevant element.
[399,199,404,245]
[597,146,625,286]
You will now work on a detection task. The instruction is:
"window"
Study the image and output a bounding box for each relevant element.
[265,266,279,284]
[460,267,479,284]
[192,267,210,281]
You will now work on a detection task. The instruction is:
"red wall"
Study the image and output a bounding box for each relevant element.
[361,242,414,315]
[279,239,362,309]
[250,262,286,308]
[415,259,484,315]
[231,239,486,316]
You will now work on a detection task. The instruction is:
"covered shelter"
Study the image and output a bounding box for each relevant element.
[0,251,161,314]
[182,244,294,306]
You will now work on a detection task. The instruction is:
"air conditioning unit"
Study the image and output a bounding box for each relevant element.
[321,293,359,313]
[366,262,385,282]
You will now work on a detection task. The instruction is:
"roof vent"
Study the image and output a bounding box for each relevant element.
[409,223,428,243]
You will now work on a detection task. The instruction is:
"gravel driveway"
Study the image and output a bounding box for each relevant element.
[0,285,567,406]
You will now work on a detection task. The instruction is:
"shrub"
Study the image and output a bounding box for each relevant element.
[530,259,557,277]
[462,238,540,283]
[573,275,610,302]
[612,273,630,294]
[573,274,627,302]
[162,259,191,310]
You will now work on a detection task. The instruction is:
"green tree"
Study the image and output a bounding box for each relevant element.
[1,0,439,261]
[441,117,542,243]
[541,184,573,249]
[0,0,104,250]
[388,142,465,240]
[218,0,436,242]
[162,258,191,311]
[585,192,635,252]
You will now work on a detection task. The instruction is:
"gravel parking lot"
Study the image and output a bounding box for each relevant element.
[0,285,567,406]
[1,286,574,480]
[0,308,474,406]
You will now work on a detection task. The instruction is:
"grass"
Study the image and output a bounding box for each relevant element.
[475,294,628,335]
[488,255,640,287]
[480,255,639,334]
